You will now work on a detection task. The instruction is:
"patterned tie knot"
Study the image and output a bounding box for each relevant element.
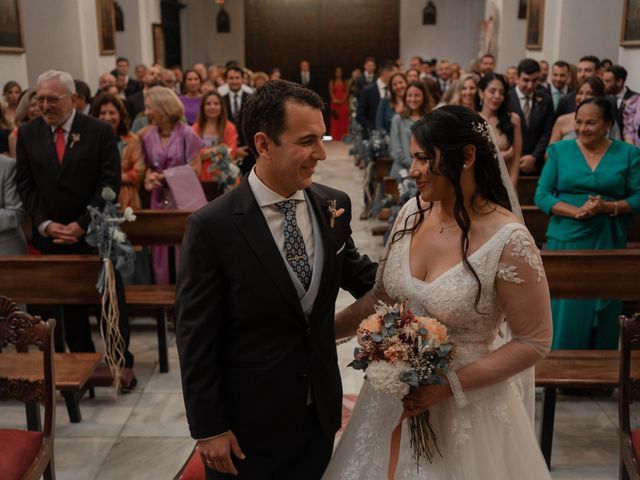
[276,199,298,218]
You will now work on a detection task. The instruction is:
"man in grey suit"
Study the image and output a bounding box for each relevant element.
[0,154,27,255]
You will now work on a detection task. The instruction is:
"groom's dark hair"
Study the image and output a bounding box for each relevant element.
[242,79,324,157]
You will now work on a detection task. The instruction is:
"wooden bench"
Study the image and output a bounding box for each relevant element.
[517,176,539,205]
[374,157,393,182]
[0,255,173,374]
[535,249,640,468]
[0,352,102,426]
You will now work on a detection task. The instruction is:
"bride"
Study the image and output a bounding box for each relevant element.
[325,105,552,479]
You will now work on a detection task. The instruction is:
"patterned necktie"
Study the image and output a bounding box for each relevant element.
[523,97,531,125]
[55,127,65,164]
[276,199,312,290]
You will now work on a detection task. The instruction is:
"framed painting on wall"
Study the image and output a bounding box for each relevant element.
[96,0,116,55]
[525,0,544,50]
[621,0,640,47]
[152,23,165,66]
[0,0,25,53]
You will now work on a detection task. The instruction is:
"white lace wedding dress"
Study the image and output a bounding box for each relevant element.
[323,201,552,479]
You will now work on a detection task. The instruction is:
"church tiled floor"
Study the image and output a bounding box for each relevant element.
[1,141,622,478]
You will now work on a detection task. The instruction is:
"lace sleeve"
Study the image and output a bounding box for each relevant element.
[452,227,552,392]
[334,201,416,338]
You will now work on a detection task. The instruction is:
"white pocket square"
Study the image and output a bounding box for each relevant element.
[336,242,346,255]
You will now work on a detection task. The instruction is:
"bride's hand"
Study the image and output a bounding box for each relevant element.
[402,382,453,416]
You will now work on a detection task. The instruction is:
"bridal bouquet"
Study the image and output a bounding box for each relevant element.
[349,300,454,468]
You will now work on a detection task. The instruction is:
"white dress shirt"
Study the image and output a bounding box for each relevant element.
[515,86,532,113]
[248,168,315,289]
[217,83,254,96]
[39,109,77,236]
[376,78,388,100]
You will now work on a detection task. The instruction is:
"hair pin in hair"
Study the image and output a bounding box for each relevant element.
[471,121,492,142]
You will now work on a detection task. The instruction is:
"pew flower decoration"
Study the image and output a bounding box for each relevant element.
[85,187,137,390]
[206,144,241,192]
[349,300,454,470]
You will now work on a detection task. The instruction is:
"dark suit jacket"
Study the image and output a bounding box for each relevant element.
[295,71,320,92]
[16,113,120,254]
[124,78,141,97]
[356,82,381,133]
[175,180,377,447]
[125,91,145,125]
[508,89,554,173]
[555,91,576,117]
[354,73,376,96]
[612,87,638,134]
[224,91,254,174]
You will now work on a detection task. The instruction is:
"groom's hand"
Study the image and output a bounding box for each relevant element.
[197,431,246,475]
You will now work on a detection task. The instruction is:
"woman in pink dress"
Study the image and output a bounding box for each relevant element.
[329,67,349,140]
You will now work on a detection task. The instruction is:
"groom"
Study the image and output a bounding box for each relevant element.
[176,80,377,479]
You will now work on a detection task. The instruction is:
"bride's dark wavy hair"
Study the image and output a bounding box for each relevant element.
[391,105,512,309]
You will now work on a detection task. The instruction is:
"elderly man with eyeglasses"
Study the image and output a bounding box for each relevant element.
[15,69,137,390]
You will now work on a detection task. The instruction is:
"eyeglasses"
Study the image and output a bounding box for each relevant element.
[35,94,67,105]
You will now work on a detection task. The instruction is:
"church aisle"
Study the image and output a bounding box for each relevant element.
[0,141,622,479]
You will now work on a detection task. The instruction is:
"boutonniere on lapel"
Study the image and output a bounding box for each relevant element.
[69,133,81,149]
[325,199,345,228]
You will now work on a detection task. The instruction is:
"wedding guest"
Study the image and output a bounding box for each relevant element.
[98,73,116,94]
[375,71,407,134]
[436,60,452,95]
[73,80,92,115]
[192,90,238,181]
[356,61,394,136]
[140,86,202,284]
[160,68,178,93]
[126,64,161,122]
[549,76,619,143]
[440,74,479,109]
[201,80,217,96]
[8,90,41,158]
[623,94,640,147]
[0,102,11,155]
[193,63,207,82]
[548,60,571,112]
[390,81,430,179]
[479,53,496,75]
[408,55,423,71]
[329,67,350,140]
[16,69,136,389]
[354,56,377,95]
[535,98,640,349]
[134,64,147,83]
[171,65,185,94]
[112,57,141,97]
[405,68,421,83]
[539,60,550,89]
[92,93,145,209]
[556,55,600,116]
[505,66,518,89]
[0,153,27,255]
[508,58,554,174]
[3,81,21,128]
[478,73,522,186]
[270,67,281,80]
[252,72,269,89]
[450,62,461,81]
[603,65,638,134]
[179,69,203,125]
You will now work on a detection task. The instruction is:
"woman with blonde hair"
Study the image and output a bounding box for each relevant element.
[140,86,202,284]
[439,74,479,110]
[8,89,41,158]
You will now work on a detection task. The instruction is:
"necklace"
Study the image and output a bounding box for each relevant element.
[577,139,609,158]
[438,213,479,233]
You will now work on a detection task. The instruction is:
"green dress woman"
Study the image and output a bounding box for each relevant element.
[535,98,640,349]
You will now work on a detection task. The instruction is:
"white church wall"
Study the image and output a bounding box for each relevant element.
[0,54,28,91]
[400,0,485,70]
[180,0,245,68]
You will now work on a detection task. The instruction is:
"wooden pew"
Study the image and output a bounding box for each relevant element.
[374,157,393,182]
[535,249,640,468]
[0,255,174,375]
[522,206,640,247]
[517,176,539,205]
